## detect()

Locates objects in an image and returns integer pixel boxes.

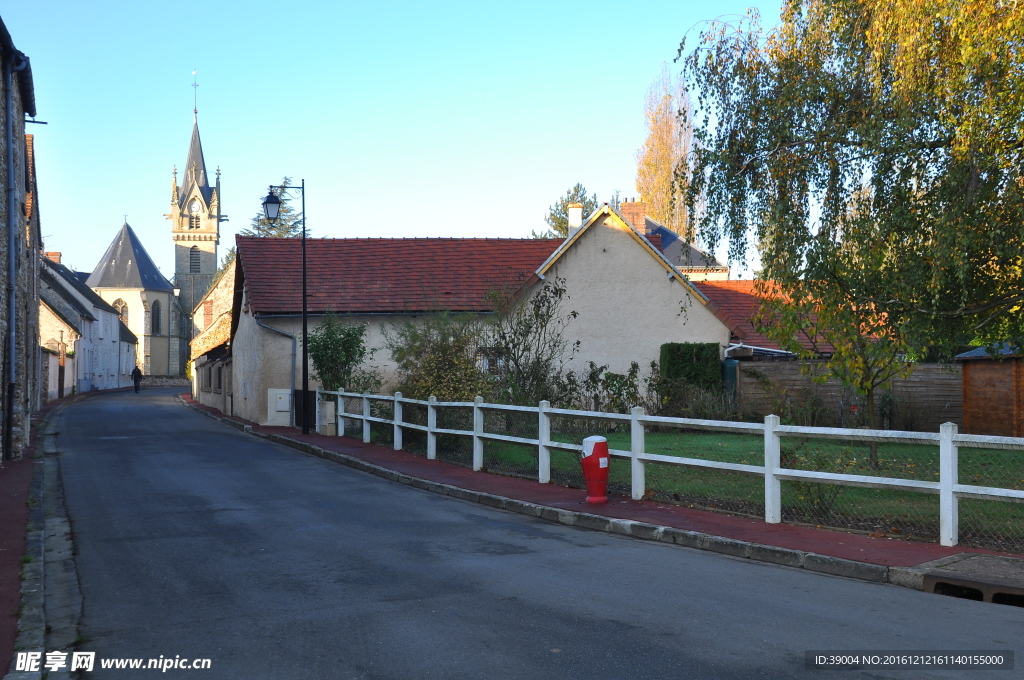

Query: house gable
[529,208,731,374]
[535,205,711,303]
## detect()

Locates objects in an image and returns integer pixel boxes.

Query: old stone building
[0,18,41,459]
[191,259,235,414]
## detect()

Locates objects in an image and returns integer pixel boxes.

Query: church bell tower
[170,114,221,320]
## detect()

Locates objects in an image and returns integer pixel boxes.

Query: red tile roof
[695,280,779,348]
[236,236,562,315]
[695,280,833,354]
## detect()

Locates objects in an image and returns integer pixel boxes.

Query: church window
[189,215,200,229]
[190,246,201,273]
[151,299,162,335]
[112,299,128,323]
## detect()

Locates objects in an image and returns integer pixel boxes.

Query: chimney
[45,251,61,264]
[567,203,584,237]
[620,198,647,233]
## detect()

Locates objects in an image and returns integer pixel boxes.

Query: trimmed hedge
[660,342,722,390]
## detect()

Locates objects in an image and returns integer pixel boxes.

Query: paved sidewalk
[180,394,1010,579]
[0,390,90,676]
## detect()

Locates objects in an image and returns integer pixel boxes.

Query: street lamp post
[262,180,309,434]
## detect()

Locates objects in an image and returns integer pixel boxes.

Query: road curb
[178,395,930,592]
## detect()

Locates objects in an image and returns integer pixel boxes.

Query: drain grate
[925,573,1024,607]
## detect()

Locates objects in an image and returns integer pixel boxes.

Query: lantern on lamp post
[262,181,309,434]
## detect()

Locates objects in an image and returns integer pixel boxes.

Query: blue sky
[3,1,781,278]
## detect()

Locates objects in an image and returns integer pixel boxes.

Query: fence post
[630,406,645,501]
[427,396,437,460]
[362,392,371,444]
[393,392,403,451]
[473,396,484,471]
[764,414,781,524]
[538,400,551,483]
[939,421,959,547]
[336,393,342,437]
[315,389,321,432]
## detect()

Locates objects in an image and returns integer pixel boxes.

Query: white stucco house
[39,254,138,396]
[192,200,765,426]
[526,203,733,374]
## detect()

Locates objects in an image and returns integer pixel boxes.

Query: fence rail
[318,389,1024,549]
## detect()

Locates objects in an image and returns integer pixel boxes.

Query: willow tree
[636,63,696,237]
[680,0,1024,361]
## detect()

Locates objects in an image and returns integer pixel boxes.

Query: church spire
[178,117,210,206]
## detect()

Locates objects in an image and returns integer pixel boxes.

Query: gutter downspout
[254,316,296,427]
[4,52,27,461]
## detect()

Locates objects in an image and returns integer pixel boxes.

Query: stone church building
[170,115,222,316]
[85,114,221,376]
[86,223,184,376]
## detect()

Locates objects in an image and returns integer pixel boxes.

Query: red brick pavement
[182,393,1010,568]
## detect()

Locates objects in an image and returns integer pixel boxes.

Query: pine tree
[215,177,306,275]
[532,184,600,238]
[241,177,305,238]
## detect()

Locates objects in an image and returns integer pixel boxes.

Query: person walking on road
[131,366,143,393]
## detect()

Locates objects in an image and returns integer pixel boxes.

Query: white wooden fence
[317,389,1024,548]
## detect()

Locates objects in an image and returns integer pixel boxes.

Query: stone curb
[178,396,928,593]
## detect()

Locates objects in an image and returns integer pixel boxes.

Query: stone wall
[140,375,191,387]
[0,39,41,457]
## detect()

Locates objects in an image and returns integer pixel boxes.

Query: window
[112,298,128,323]
[478,348,506,374]
[151,299,162,335]
[190,246,201,273]
[189,215,200,229]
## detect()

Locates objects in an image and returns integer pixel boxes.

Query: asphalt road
[55,388,1022,679]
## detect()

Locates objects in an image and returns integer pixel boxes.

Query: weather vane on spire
[192,69,198,115]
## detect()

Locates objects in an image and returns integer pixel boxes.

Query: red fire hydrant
[581,435,610,504]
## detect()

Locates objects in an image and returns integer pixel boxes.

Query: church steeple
[170,109,220,321]
[178,116,211,207]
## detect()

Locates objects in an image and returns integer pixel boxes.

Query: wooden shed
[957,346,1023,436]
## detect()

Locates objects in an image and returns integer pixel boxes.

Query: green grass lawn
[482,427,1024,552]
[339,413,1024,553]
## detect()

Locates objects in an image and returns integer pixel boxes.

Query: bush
[307,313,380,392]
[384,312,489,401]
[487,278,581,406]
[660,343,721,390]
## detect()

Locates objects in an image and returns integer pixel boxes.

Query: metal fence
[318,390,1024,552]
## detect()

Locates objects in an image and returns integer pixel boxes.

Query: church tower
[170,115,220,321]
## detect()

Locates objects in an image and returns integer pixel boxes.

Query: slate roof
[178,118,213,207]
[644,220,727,270]
[43,258,119,315]
[955,344,1018,360]
[235,236,562,315]
[119,320,138,344]
[40,298,83,335]
[86,223,174,292]
[40,266,96,322]
[694,280,834,355]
